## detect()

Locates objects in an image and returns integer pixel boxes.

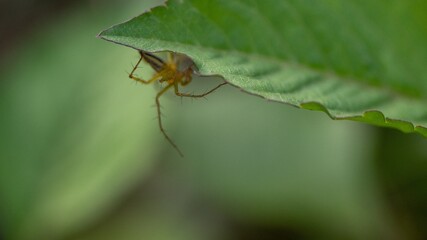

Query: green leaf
[99,0,427,136]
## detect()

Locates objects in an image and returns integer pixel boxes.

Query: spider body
[129,51,227,157]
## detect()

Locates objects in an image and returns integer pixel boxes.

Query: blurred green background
[1,0,427,239]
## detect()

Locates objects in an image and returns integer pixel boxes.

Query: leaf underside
[99,0,427,137]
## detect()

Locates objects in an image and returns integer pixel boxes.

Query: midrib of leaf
[99,0,427,137]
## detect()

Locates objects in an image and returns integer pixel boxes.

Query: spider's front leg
[129,54,162,84]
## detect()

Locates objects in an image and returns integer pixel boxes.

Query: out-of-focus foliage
[1,0,427,240]
[171,85,392,239]
[0,1,162,239]
[374,131,427,237]
[100,0,427,137]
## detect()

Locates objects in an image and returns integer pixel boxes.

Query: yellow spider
[129,51,227,157]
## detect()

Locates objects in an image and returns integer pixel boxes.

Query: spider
[129,51,227,157]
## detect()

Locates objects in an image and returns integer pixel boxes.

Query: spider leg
[156,83,184,157]
[167,51,174,63]
[180,69,192,86]
[174,82,228,98]
[129,54,162,84]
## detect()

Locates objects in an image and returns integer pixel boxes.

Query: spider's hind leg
[174,82,228,98]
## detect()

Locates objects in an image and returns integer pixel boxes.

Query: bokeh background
[1,0,427,239]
